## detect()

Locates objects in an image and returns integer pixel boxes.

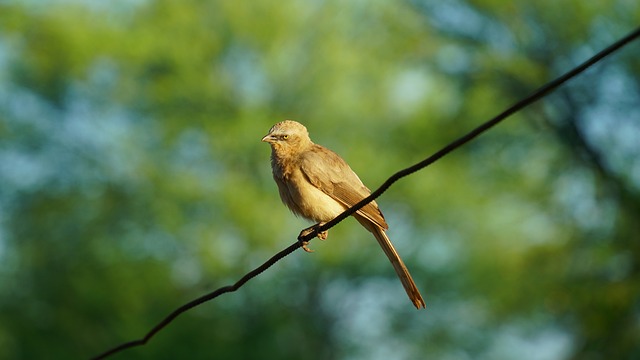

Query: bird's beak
[261,133,273,143]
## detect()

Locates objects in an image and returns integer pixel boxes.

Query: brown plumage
[262,120,425,309]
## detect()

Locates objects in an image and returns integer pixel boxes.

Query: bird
[261,120,426,309]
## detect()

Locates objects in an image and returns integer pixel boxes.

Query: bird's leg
[298,223,329,252]
[316,222,328,241]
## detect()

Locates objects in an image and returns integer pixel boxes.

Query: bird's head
[261,120,312,153]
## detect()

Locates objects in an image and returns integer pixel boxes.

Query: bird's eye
[282,135,289,140]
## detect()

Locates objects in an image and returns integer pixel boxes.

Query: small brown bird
[262,120,425,309]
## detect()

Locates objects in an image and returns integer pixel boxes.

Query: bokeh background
[1,0,640,359]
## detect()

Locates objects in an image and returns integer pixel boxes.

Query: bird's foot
[298,223,329,252]
[299,223,328,240]
[300,241,315,253]
[316,222,328,241]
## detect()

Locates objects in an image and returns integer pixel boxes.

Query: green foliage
[0,0,639,359]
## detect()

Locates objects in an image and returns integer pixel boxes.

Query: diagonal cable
[92,26,640,360]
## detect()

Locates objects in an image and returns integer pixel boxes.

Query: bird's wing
[300,144,388,229]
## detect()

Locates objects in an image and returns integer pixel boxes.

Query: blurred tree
[0,0,638,359]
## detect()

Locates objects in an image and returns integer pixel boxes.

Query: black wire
[92,26,640,360]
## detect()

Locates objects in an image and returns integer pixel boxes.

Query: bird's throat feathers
[269,137,313,160]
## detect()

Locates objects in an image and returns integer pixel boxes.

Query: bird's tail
[358,218,426,309]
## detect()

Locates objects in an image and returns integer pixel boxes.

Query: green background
[1,0,639,359]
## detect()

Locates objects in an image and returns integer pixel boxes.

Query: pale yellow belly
[286,170,346,222]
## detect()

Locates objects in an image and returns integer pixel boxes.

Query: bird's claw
[300,241,315,253]
[298,223,329,252]
[317,230,328,240]
[299,223,328,240]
